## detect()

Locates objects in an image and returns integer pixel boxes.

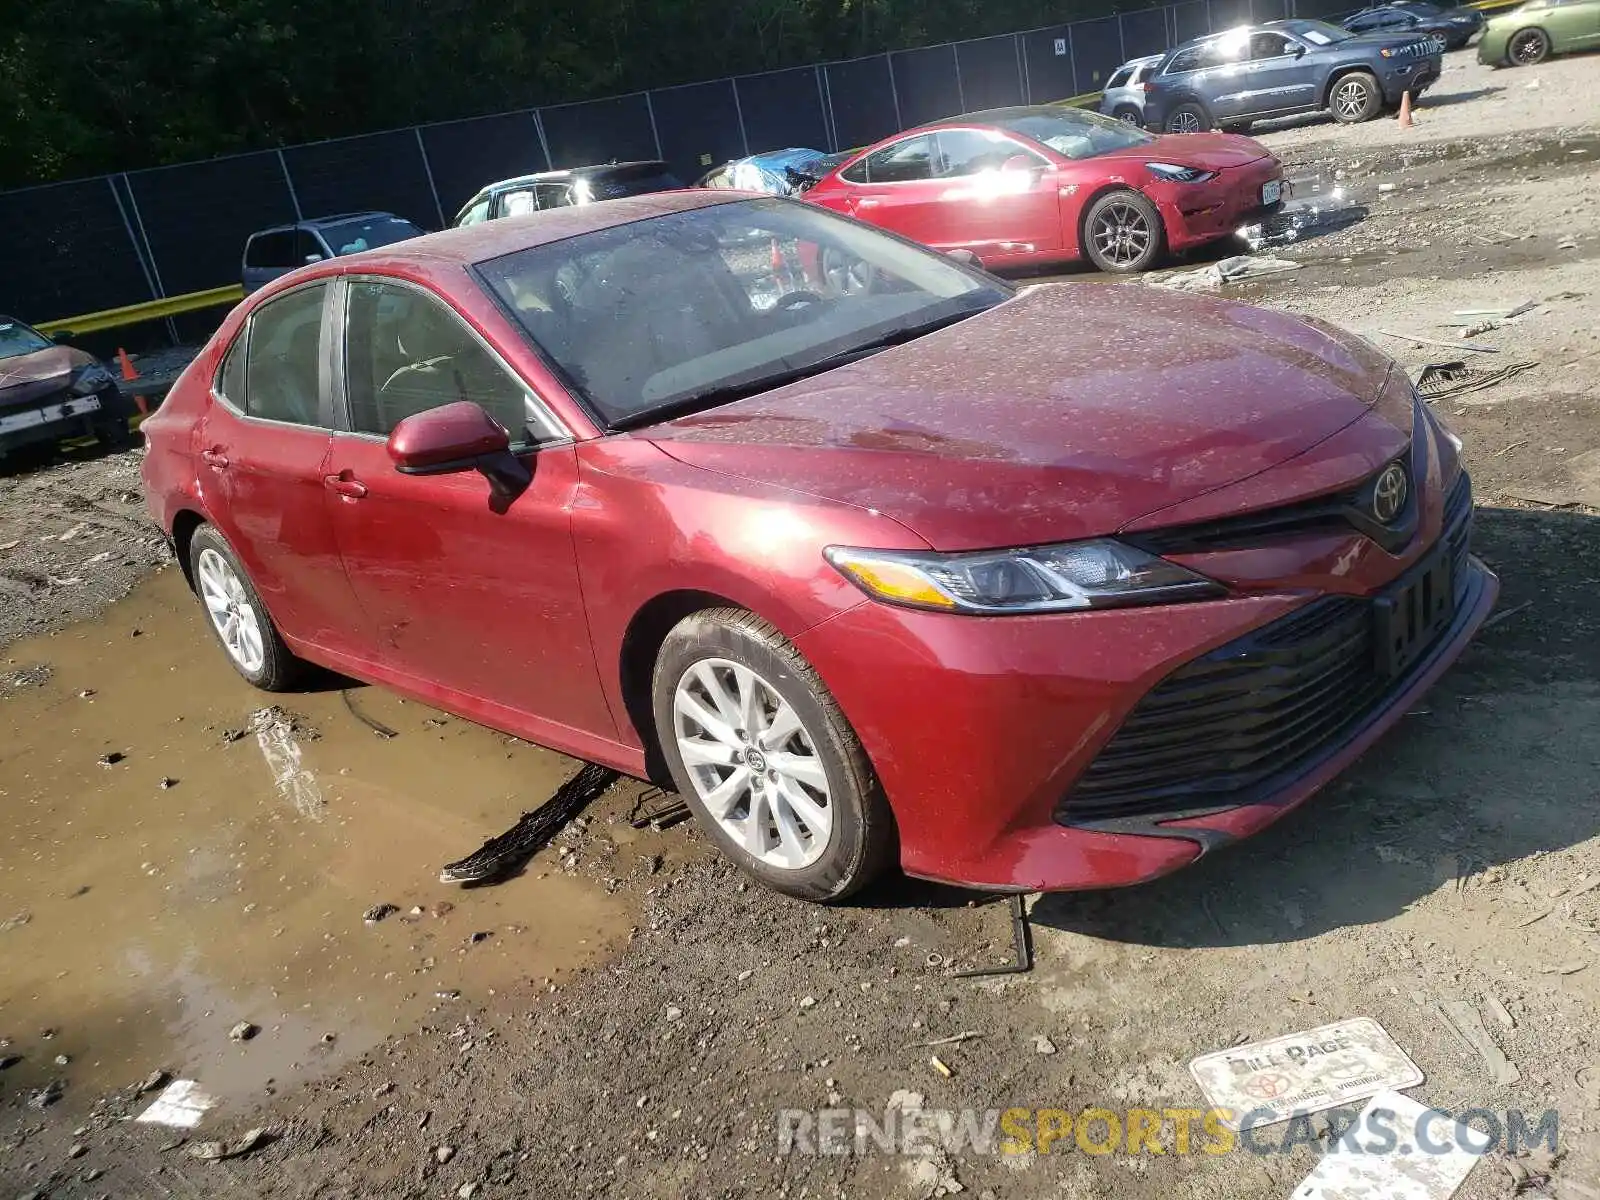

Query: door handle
[323,472,368,500]
[857,198,881,209]
[201,448,229,470]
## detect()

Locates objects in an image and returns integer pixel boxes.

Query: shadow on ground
[1033,506,1600,949]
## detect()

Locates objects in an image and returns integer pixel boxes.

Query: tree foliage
[0,0,1117,189]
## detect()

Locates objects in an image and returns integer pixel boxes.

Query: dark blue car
[1142,19,1444,134]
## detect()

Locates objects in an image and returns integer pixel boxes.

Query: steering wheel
[776,290,826,311]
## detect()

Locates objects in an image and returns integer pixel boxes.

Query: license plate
[1261,179,1282,206]
[1373,544,1455,678]
[0,395,100,435]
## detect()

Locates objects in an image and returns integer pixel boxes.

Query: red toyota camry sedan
[141,191,1496,902]
[803,105,1283,273]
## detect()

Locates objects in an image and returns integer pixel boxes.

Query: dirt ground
[5,50,1600,1200]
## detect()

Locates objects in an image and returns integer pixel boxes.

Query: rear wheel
[1113,106,1143,126]
[94,415,132,450]
[1165,102,1211,134]
[188,525,303,691]
[1329,71,1382,123]
[1508,27,1550,64]
[652,608,896,902]
[1082,189,1166,274]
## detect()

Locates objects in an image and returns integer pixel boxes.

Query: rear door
[198,281,364,652]
[321,276,615,738]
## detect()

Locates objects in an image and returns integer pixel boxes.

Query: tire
[1508,27,1550,65]
[188,524,303,691]
[1081,189,1166,274]
[1164,102,1211,134]
[94,415,132,450]
[1113,106,1143,126]
[652,608,896,902]
[1329,71,1382,123]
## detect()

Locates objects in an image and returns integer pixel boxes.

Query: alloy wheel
[820,247,873,295]
[1169,110,1202,134]
[1510,30,1546,64]
[1090,201,1154,268]
[196,547,266,674]
[1334,79,1369,119]
[671,658,833,870]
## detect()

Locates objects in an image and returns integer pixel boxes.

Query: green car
[1478,0,1600,64]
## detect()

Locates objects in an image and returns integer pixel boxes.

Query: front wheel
[1330,71,1382,123]
[188,524,303,691]
[1082,189,1166,274]
[652,608,896,902]
[1508,27,1550,64]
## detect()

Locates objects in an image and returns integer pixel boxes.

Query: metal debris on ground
[1480,600,1533,632]
[1150,254,1303,291]
[1291,1091,1484,1200]
[1438,999,1520,1085]
[1413,359,1538,402]
[627,786,692,832]
[953,893,1034,979]
[188,1128,268,1162]
[341,688,398,739]
[1378,329,1500,354]
[906,1031,984,1049]
[439,762,619,885]
[1190,1017,1423,1129]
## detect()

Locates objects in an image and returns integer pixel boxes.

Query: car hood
[644,283,1399,551]
[0,345,92,410]
[1094,132,1273,170]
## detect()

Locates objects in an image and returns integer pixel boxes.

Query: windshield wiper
[610,307,986,431]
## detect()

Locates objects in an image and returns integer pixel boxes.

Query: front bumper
[1146,159,1284,252]
[1476,30,1509,63]
[796,469,1496,892]
[0,386,126,454]
[1381,56,1442,101]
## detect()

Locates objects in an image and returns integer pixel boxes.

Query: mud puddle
[0,567,635,1113]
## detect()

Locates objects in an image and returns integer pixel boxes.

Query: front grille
[1057,469,1474,825]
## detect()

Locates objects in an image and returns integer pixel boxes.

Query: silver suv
[1098,55,1166,127]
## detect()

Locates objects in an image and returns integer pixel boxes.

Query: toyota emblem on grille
[1373,463,1408,524]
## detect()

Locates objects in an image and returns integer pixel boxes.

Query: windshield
[477,198,1011,428]
[988,108,1155,159]
[0,320,51,360]
[1295,20,1355,43]
[317,216,425,256]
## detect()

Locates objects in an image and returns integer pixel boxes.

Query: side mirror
[51,330,73,345]
[945,248,983,267]
[387,401,531,507]
[303,253,324,264]
[1294,43,1307,56]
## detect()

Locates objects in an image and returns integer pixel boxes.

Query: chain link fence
[0,0,1346,326]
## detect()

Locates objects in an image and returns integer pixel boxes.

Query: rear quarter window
[245,230,296,269]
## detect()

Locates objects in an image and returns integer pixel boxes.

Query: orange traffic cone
[117,347,139,381]
[1397,90,1414,128]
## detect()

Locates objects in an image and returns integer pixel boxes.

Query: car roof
[474,161,672,192]
[339,189,742,270]
[910,104,1114,132]
[248,211,404,238]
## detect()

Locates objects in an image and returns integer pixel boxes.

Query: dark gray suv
[1142,19,1443,134]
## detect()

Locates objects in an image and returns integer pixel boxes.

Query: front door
[927,129,1063,259]
[1244,31,1318,114]
[197,280,364,653]
[828,134,945,244]
[321,277,616,741]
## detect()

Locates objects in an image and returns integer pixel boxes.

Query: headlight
[1145,162,1217,183]
[70,362,115,396]
[824,540,1224,615]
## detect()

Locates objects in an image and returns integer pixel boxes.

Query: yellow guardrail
[37,284,244,337]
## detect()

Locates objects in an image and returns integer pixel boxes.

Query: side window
[935,130,1042,177]
[296,229,326,264]
[502,188,538,217]
[860,135,935,184]
[535,183,575,209]
[243,284,328,426]
[1250,32,1296,57]
[457,197,492,227]
[1107,66,1134,88]
[244,231,295,269]
[839,157,869,184]
[1164,46,1204,73]
[216,333,248,407]
[343,280,546,442]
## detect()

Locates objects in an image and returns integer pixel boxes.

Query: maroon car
[803,106,1283,274]
[140,192,1496,901]
[1,317,133,465]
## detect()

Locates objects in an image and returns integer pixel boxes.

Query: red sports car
[803,105,1284,273]
[140,191,1495,902]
